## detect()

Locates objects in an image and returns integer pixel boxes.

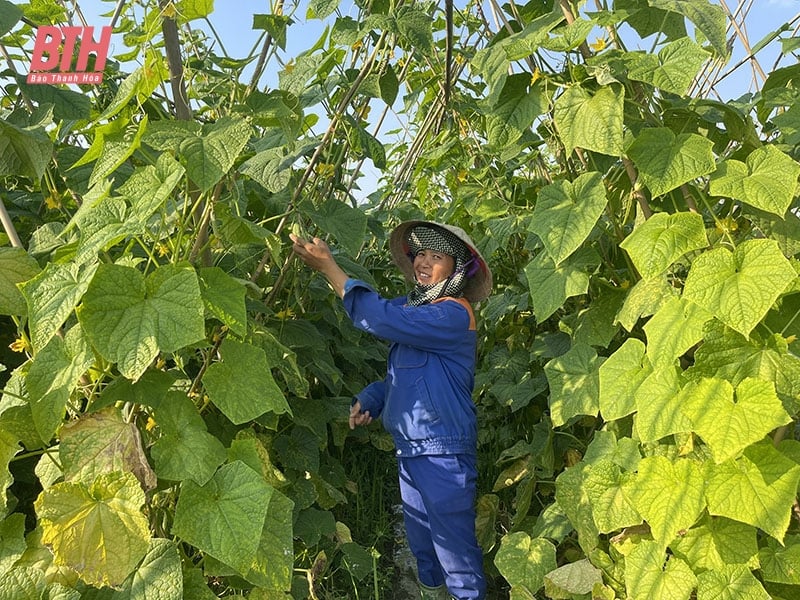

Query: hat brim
[389,220,493,303]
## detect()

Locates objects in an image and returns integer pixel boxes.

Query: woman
[290,220,491,600]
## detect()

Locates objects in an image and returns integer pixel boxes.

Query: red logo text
[27,25,111,85]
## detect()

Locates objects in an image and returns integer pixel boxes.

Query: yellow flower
[591,37,607,52]
[276,308,295,320]
[156,242,170,257]
[161,1,177,19]
[44,194,61,210]
[9,337,31,353]
[530,67,542,85]
[145,417,157,432]
[315,163,335,178]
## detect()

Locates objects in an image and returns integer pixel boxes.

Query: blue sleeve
[354,380,386,418]
[342,279,471,352]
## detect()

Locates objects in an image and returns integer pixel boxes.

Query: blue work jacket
[343,279,478,457]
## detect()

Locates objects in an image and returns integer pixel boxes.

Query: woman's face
[413,249,455,286]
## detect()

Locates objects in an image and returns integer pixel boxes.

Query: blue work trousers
[398,454,486,600]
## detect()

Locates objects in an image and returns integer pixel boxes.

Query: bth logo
[27,25,111,85]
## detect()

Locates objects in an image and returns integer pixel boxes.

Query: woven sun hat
[389,220,493,302]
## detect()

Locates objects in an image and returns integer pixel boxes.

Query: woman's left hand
[290,233,349,298]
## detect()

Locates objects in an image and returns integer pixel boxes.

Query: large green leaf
[117,153,185,222]
[59,407,156,492]
[599,338,651,421]
[35,471,151,588]
[704,441,800,542]
[680,377,791,464]
[486,75,550,148]
[696,565,770,600]
[0,118,53,180]
[627,456,705,547]
[145,116,252,192]
[555,465,599,554]
[493,532,557,595]
[0,513,26,571]
[650,0,728,58]
[683,239,796,337]
[301,199,367,257]
[395,6,433,54]
[616,275,679,331]
[20,262,98,351]
[26,324,94,443]
[625,540,696,600]
[0,248,40,316]
[524,248,598,321]
[530,172,607,266]
[643,296,710,367]
[198,267,247,337]
[77,263,205,381]
[239,147,292,194]
[688,323,800,413]
[759,536,800,585]
[0,429,20,516]
[709,145,800,217]
[172,461,272,575]
[544,559,603,598]
[0,0,23,35]
[670,517,759,573]
[72,197,137,266]
[102,538,182,600]
[553,84,624,156]
[150,392,227,485]
[633,365,691,442]
[627,37,710,95]
[241,488,294,589]
[582,459,641,533]
[620,211,708,279]
[626,128,716,196]
[0,566,46,600]
[544,343,602,427]
[203,339,290,424]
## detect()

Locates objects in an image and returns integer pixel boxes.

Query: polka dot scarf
[405,224,473,307]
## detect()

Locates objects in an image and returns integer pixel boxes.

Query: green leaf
[59,407,156,491]
[627,37,711,95]
[625,540,696,600]
[0,429,20,515]
[77,263,205,381]
[486,75,550,148]
[395,6,432,54]
[203,338,290,425]
[680,377,791,464]
[150,392,227,485]
[172,461,272,575]
[633,365,691,443]
[683,239,796,337]
[644,297,711,367]
[555,465,599,554]
[705,441,800,542]
[89,117,149,189]
[97,64,163,123]
[626,128,716,197]
[619,211,708,279]
[599,338,650,421]
[616,275,679,331]
[378,63,399,105]
[582,459,641,533]
[709,145,800,217]
[198,267,247,337]
[241,488,294,589]
[0,248,40,316]
[650,0,728,58]
[240,147,292,193]
[117,153,185,223]
[301,199,367,257]
[0,118,53,180]
[0,513,26,571]
[35,471,151,588]
[759,536,800,584]
[252,14,292,49]
[18,78,92,121]
[696,565,770,600]
[494,532,557,594]
[26,324,94,442]
[627,456,705,547]
[20,261,98,351]
[145,117,252,193]
[72,197,136,266]
[177,0,213,22]
[0,0,23,36]
[544,343,601,427]
[544,559,603,598]
[0,566,46,600]
[670,517,759,572]
[530,172,607,265]
[107,538,183,600]
[553,84,624,156]
[524,248,598,321]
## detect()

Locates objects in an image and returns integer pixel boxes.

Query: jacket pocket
[392,343,428,369]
